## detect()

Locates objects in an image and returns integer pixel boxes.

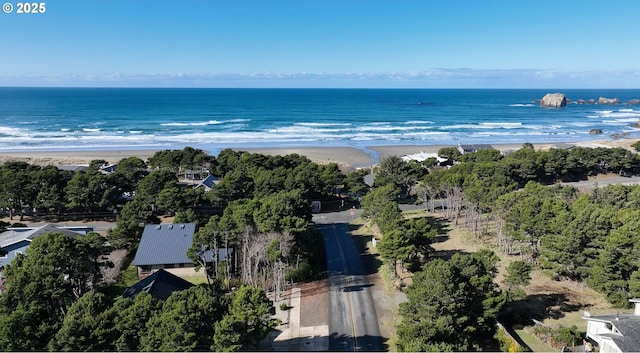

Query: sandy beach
[0,138,636,169]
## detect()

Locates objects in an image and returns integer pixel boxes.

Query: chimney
[631,298,640,316]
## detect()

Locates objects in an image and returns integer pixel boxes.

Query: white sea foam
[294,122,352,127]
[479,122,524,128]
[441,123,524,130]
[509,104,535,107]
[0,126,26,136]
[404,120,435,124]
[599,112,640,119]
[82,128,102,132]
[161,120,223,127]
[355,125,432,132]
[601,120,640,126]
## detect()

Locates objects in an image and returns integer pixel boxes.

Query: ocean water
[0,87,639,154]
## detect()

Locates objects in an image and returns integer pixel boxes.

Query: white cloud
[0,69,638,88]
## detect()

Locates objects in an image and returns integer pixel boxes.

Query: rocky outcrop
[589,129,603,134]
[540,93,567,108]
[628,99,640,105]
[610,132,630,139]
[598,97,620,105]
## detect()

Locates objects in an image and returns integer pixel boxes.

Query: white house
[583,298,640,353]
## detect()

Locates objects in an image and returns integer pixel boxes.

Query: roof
[0,224,85,249]
[585,314,640,352]
[194,174,221,190]
[132,223,197,266]
[57,165,89,172]
[401,152,448,163]
[122,268,193,300]
[458,143,494,152]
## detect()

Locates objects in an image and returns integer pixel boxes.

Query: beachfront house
[132,223,232,279]
[122,268,194,300]
[401,151,449,166]
[582,298,640,353]
[457,143,494,155]
[0,224,93,269]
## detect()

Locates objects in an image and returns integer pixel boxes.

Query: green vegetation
[0,146,355,351]
[3,141,640,351]
[419,144,640,307]
[362,142,640,351]
[396,250,506,351]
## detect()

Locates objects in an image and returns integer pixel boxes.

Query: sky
[1,0,639,88]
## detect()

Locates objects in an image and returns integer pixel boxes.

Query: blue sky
[1,0,639,88]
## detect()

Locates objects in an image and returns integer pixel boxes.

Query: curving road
[316,219,383,351]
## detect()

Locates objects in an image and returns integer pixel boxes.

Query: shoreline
[0,139,637,169]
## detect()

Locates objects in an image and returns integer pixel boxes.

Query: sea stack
[540,93,567,108]
[598,97,620,105]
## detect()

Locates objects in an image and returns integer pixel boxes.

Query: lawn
[514,328,556,352]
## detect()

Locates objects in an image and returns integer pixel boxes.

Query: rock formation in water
[540,93,567,108]
[598,97,621,105]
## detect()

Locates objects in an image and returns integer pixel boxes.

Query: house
[193,174,221,192]
[57,165,89,172]
[583,298,640,353]
[131,223,231,278]
[122,268,193,300]
[99,163,118,175]
[401,151,449,166]
[0,224,92,268]
[457,143,494,154]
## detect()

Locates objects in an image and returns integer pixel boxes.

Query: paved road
[317,222,382,351]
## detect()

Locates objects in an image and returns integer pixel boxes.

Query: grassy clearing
[414,210,621,351]
[514,328,555,352]
[185,276,210,285]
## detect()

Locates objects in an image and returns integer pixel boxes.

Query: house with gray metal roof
[583,298,640,353]
[132,223,231,279]
[0,224,91,268]
[457,143,494,155]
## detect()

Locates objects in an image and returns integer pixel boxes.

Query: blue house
[0,223,92,268]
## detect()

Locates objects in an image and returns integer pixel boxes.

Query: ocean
[1,87,639,155]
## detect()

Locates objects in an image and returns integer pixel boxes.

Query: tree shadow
[342,283,374,292]
[263,331,388,352]
[351,232,384,276]
[500,293,582,325]
[330,332,389,352]
[426,216,453,236]
[432,249,470,261]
